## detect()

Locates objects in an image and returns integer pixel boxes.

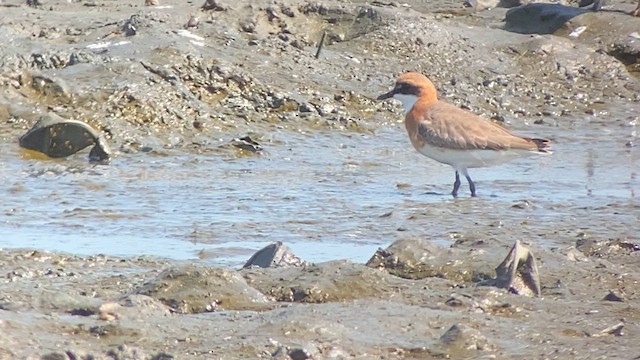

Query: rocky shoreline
[1,0,639,358]
[1,234,637,359]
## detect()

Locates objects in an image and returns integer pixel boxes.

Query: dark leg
[466,175,476,197]
[452,171,461,197]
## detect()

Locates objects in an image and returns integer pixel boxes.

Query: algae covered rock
[134,265,272,313]
[19,112,111,162]
[366,238,494,282]
[243,260,398,303]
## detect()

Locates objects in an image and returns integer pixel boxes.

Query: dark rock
[89,136,112,163]
[106,344,149,359]
[202,0,228,11]
[41,353,67,360]
[288,348,312,360]
[26,0,43,7]
[603,290,624,302]
[230,135,263,153]
[243,241,305,268]
[504,3,587,34]
[19,113,111,162]
[490,241,541,297]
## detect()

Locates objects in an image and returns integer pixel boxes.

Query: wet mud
[0,0,639,358]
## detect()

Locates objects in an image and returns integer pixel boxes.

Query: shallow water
[1,112,638,268]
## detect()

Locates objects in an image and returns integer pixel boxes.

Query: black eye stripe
[395,83,419,95]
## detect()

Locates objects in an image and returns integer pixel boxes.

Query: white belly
[415,142,534,170]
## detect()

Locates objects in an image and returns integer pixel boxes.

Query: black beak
[377,89,395,100]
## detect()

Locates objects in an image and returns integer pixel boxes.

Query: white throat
[393,94,418,114]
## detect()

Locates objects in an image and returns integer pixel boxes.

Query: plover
[378,72,551,197]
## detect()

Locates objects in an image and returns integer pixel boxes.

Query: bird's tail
[531,138,551,153]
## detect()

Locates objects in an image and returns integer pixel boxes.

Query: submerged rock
[243,241,305,268]
[18,113,111,162]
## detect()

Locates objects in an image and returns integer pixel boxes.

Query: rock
[436,324,495,357]
[96,296,173,321]
[603,290,624,302]
[119,294,173,317]
[288,347,313,360]
[592,322,625,337]
[243,241,305,268]
[134,265,272,313]
[31,73,73,102]
[591,0,640,13]
[18,113,111,162]
[230,135,263,153]
[242,260,397,303]
[504,3,587,34]
[202,0,228,11]
[464,0,525,11]
[98,302,121,321]
[511,199,532,209]
[89,135,112,162]
[577,237,640,258]
[491,241,541,297]
[42,346,171,360]
[41,353,67,360]
[365,238,494,282]
[504,35,606,81]
[185,15,199,29]
[105,345,150,359]
[566,248,589,262]
[37,289,103,313]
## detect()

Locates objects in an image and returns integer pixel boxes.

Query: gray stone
[493,241,541,297]
[436,324,495,357]
[243,241,305,268]
[504,3,587,34]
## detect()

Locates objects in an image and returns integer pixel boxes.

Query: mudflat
[0,0,639,358]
